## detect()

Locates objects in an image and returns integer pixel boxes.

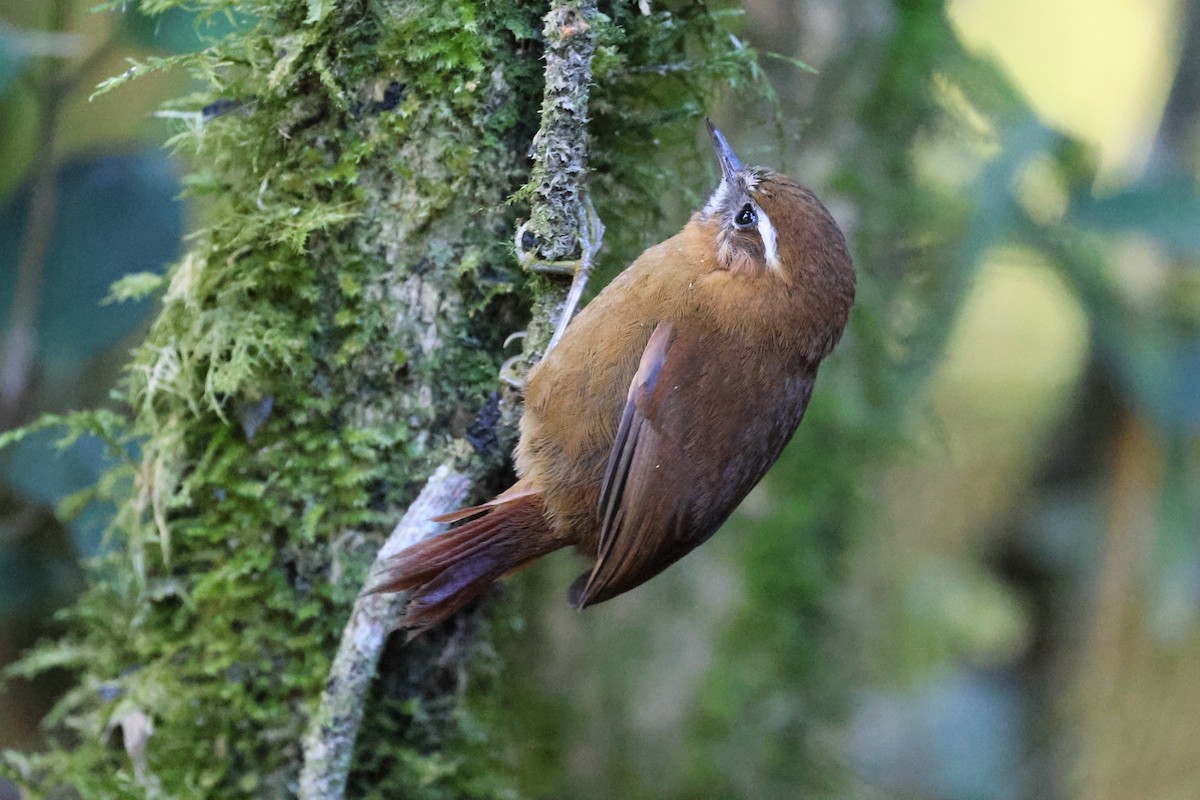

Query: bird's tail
[367,493,560,633]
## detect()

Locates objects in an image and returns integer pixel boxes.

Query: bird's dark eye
[734,203,756,227]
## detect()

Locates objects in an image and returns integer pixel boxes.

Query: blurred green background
[0,0,194,758]
[1,0,1198,798]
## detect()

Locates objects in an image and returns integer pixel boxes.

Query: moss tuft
[2,1,772,797]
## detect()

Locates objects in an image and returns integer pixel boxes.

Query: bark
[1,1,758,797]
[299,5,602,794]
[7,1,546,796]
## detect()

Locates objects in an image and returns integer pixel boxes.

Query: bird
[370,120,856,634]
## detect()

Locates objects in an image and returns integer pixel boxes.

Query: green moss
[2,1,775,798]
[6,0,543,796]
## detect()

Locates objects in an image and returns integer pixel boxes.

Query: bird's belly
[515,314,660,552]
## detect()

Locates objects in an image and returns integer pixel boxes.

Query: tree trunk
[8,1,542,796]
[1,1,763,797]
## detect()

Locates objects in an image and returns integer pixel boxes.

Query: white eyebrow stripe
[755,203,780,269]
[703,181,729,216]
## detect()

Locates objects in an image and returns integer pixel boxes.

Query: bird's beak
[706,118,743,182]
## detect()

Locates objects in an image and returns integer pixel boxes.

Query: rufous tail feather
[366,494,559,634]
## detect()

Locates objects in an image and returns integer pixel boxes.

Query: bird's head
[699,120,855,317]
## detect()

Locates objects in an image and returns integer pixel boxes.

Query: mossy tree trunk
[2,1,764,797]
[9,0,544,796]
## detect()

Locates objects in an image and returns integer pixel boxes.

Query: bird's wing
[571,319,815,609]
[579,321,678,607]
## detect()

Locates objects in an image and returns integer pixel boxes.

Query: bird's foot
[498,331,527,389]
[514,221,578,275]
[545,198,605,354]
[507,196,605,385]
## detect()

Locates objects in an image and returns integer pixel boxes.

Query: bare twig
[297,1,602,796]
[298,460,476,800]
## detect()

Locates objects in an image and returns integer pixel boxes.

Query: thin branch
[509,0,601,374]
[297,1,602,796]
[298,460,476,800]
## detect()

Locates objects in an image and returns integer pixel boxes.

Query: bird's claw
[509,196,606,376]
[514,221,578,275]
[499,354,526,390]
[499,331,527,389]
[546,198,605,354]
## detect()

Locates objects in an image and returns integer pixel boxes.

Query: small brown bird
[373,121,856,633]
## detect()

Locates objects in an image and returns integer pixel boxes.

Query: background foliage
[1,0,1198,798]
